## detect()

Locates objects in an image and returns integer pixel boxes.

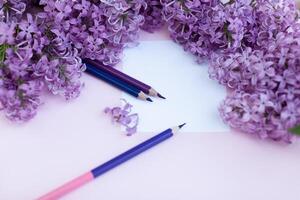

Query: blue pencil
[85,63,153,102]
[38,124,186,200]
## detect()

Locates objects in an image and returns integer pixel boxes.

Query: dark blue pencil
[85,63,152,102]
[83,58,165,99]
[38,124,186,200]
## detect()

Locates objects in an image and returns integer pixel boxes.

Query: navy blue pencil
[85,63,152,102]
[38,124,186,200]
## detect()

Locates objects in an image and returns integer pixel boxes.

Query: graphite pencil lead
[146,97,153,102]
[178,123,186,129]
[157,93,166,99]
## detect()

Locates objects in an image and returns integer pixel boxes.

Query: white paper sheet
[121,41,229,132]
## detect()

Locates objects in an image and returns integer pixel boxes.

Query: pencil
[85,63,153,102]
[37,123,186,200]
[83,59,165,99]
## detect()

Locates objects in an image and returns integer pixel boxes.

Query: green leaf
[0,43,9,63]
[289,125,300,135]
[223,22,233,43]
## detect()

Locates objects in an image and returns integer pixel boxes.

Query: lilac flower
[104,99,139,136]
[0,79,43,122]
[0,0,27,22]
[74,0,91,17]
[161,0,256,60]
[160,0,300,142]
[140,0,165,32]
[54,1,72,22]
[17,14,38,40]
[219,90,297,143]
[273,69,297,90]
[19,80,43,96]
[32,55,54,77]
[0,22,16,44]
[40,0,145,66]
[0,1,84,122]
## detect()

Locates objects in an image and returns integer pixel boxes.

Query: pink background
[0,28,300,200]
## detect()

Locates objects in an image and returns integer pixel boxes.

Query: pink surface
[38,172,93,200]
[0,28,300,200]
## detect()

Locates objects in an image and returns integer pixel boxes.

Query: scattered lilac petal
[104,99,139,136]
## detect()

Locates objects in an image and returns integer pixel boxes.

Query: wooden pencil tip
[157,93,166,99]
[146,97,153,102]
[178,123,186,129]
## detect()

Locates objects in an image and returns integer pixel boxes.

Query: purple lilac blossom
[140,0,165,32]
[161,0,300,142]
[0,1,84,121]
[40,0,146,66]
[161,0,255,61]
[219,89,298,143]
[104,99,139,136]
[212,0,300,142]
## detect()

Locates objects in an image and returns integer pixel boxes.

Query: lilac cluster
[161,0,256,60]
[219,90,298,143]
[160,0,300,142]
[0,0,148,122]
[104,99,139,136]
[140,0,165,32]
[0,1,84,121]
[40,0,146,66]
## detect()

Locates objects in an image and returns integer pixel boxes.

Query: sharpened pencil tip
[146,97,153,102]
[157,93,166,99]
[178,123,186,129]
